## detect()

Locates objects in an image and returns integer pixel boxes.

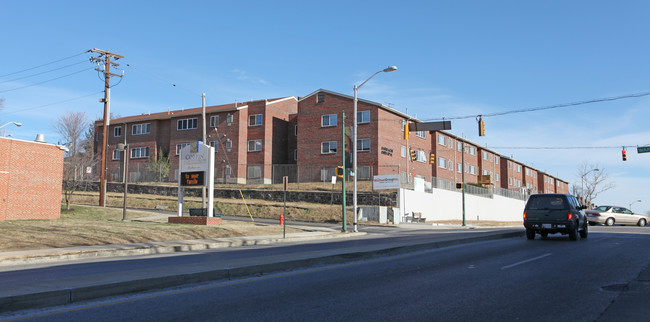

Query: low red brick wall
[168,216,222,226]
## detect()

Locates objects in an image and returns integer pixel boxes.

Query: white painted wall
[399,187,525,223]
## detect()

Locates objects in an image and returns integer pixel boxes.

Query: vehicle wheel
[580,222,588,239]
[526,229,535,240]
[605,218,615,226]
[540,232,548,238]
[638,218,647,227]
[569,223,578,241]
[589,222,597,226]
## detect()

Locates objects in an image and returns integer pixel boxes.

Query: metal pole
[202,93,207,209]
[353,85,358,232]
[122,146,128,221]
[462,141,466,226]
[342,111,347,232]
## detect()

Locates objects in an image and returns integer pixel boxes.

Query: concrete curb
[0,230,523,313]
[0,231,362,267]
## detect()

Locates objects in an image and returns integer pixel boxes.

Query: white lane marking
[501,253,552,270]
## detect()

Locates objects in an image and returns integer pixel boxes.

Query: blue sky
[1,0,648,213]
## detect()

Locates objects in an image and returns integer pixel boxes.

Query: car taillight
[523,212,527,219]
[568,213,573,220]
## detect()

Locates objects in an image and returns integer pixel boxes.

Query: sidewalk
[0,225,524,313]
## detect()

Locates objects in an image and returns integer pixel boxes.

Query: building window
[114,126,121,137]
[112,149,121,160]
[509,177,513,186]
[438,134,446,146]
[225,139,232,152]
[495,157,499,165]
[131,147,149,159]
[416,130,425,138]
[249,114,263,126]
[483,170,489,175]
[294,149,297,161]
[517,165,522,173]
[225,165,232,176]
[508,161,513,169]
[456,142,462,152]
[177,118,198,131]
[247,165,262,179]
[317,92,325,103]
[401,145,407,158]
[227,113,233,126]
[416,150,427,162]
[457,163,462,173]
[321,114,337,127]
[483,151,489,160]
[132,123,150,135]
[321,141,337,154]
[248,139,262,152]
[210,115,220,127]
[496,173,500,182]
[438,157,447,169]
[294,125,297,136]
[358,166,371,180]
[176,143,190,155]
[469,165,476,175]
[401,119,406,131]
[357,139,370,152]
[468,146,476,155]
[209,141,219,152]
[357,111,370,124]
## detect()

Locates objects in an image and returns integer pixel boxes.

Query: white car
[586,206,648,226]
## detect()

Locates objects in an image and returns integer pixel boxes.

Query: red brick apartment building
[95,97,297,184]
[0,137,64,221]
[94,89,568,195]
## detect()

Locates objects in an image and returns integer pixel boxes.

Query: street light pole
[118,143,129,221]
[352,66,397,232]
[629,200,641,210]
[0,122,22,137]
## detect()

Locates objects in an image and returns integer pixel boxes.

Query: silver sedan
[586,205,648,226]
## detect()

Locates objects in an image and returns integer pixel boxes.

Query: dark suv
[523,194,588,241]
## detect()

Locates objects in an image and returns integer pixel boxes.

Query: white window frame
[177,118,198,131]
[176,143,190,155]
[321,141,337,154]
[248,139,262,152]
[357,110,370,124]
[457,163,462,173]
[225,139,232,152]
[438,135,446,146]
[210,115,220,127]
[416,130,425,138]
[132,123,150,135]
[249,114,263,126]
[416,150,427,162]
[401,145,407,158]
[321,114,337,127]
[131,147,149,159]
[113,126,121,137]
[357,139,370,152]
[483,151,488,160]
[226,113,233,126]
[112,149,121,160]
[438,157,447,169]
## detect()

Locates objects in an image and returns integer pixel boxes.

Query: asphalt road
[6,226,650,321]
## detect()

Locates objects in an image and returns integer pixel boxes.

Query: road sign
[638,146,650,154]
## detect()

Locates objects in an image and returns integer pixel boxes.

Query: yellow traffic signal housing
[478,118,485,136]
[404,122,409,140]
[409,148,417,161]
[429,153,435,164]
[336,166,344,177]
[456,182,463,189]
[622,149,627,161]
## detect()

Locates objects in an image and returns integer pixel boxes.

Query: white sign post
[177,142,214,217]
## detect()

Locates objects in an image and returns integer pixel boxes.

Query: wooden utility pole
[90,48,124,207]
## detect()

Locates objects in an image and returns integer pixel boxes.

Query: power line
[489,145,636,150]
[423,91,650,121]
[0,51,89,78]
[2,91,104,115]
[0,60,88,85]
[0,68,93,93]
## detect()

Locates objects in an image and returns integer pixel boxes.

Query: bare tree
[55,111,94,210]
[573,163,615,209]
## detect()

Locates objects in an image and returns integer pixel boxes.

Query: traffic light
[456,182,463,189]
[404,122,409,140]
[336,166,344,177]
[478,117,485,136]
[429,153,435,164]
[622,149,627,161]
[409,148,417,161]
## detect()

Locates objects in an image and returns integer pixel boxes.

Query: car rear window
[526,195,568,210]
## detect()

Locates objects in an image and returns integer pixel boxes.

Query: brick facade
[0,137,64,221]
[93,89,568,194]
